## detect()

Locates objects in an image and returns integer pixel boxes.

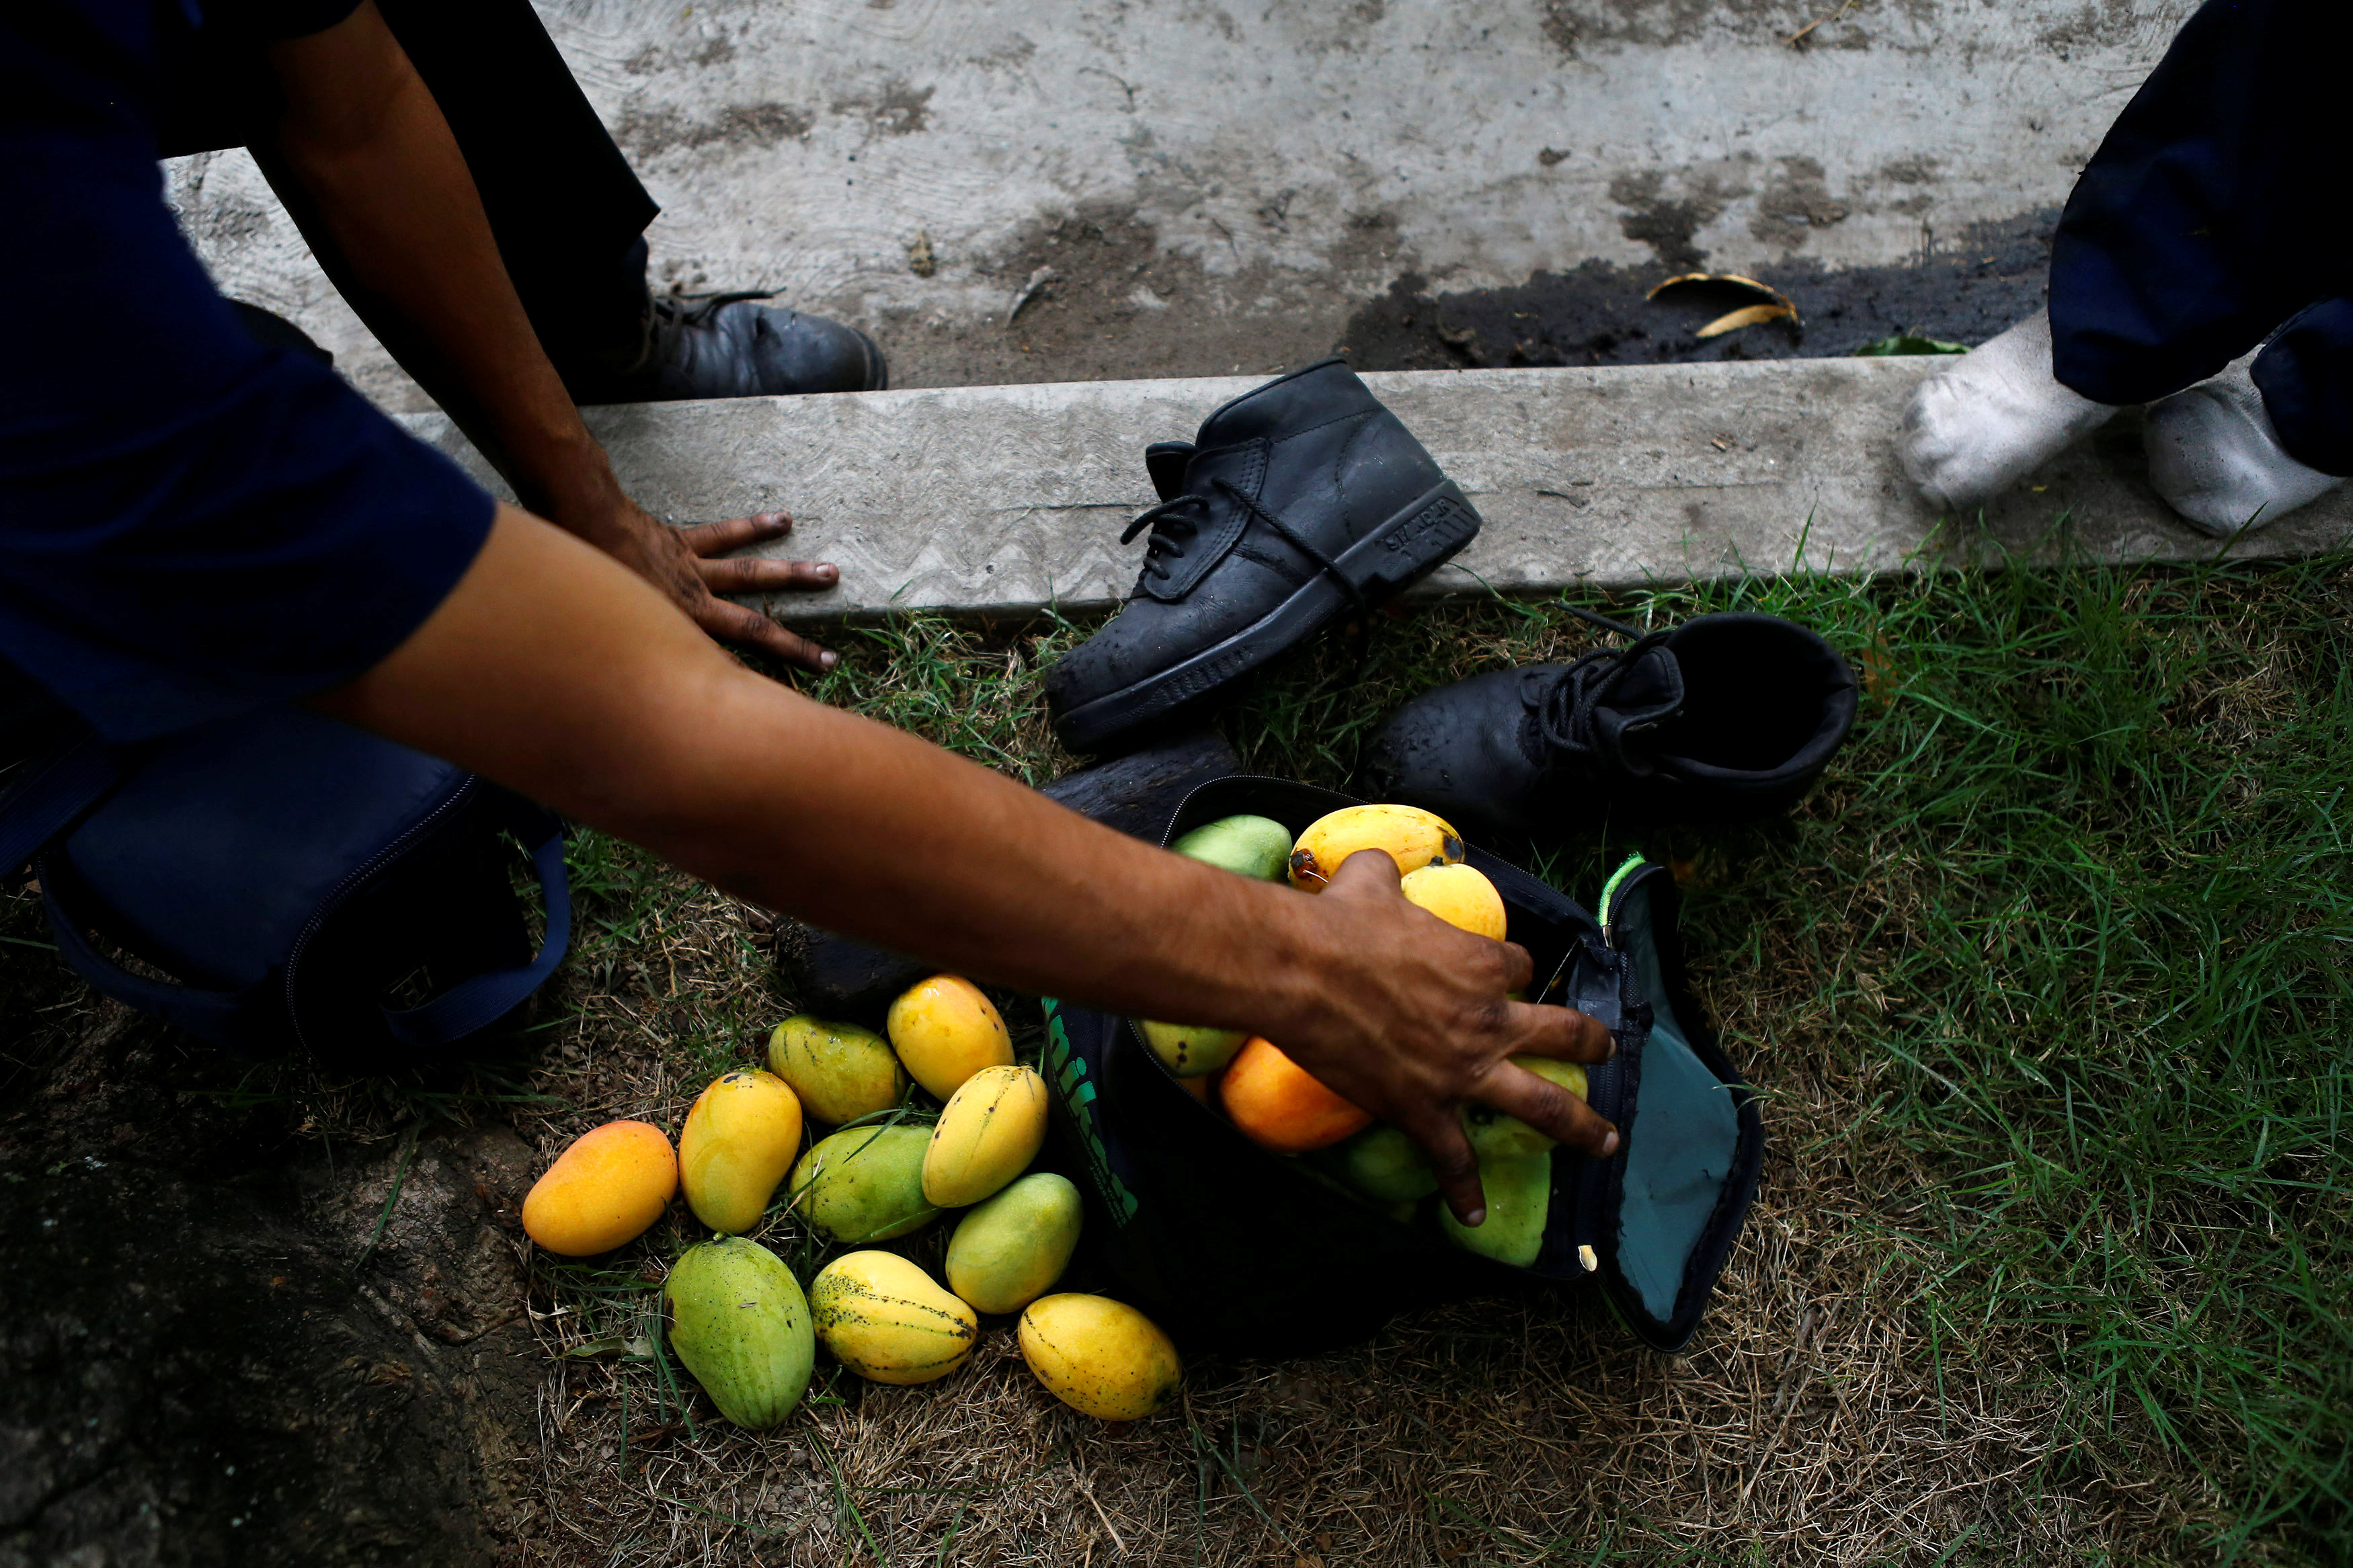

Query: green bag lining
[1615,884,1741,1322]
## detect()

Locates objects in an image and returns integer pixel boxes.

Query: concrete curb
[401,360,2352,623]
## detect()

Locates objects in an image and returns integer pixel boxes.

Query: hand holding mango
[1199,804,1620,1231]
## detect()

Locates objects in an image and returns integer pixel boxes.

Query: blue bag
[0,706,569,1070]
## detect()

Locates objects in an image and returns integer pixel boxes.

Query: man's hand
[560,497,842,671]
[1266,850,1619,1226]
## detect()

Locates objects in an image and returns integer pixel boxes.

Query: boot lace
[1120,479,1370,630]
[655,290,778,329]
[1534,607,1669,761]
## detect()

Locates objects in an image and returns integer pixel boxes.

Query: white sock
[1897,311,2120,511]
[2143,357,2346,537]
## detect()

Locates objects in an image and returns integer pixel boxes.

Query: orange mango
[1218,1038,1371,1153]
[522,1120,676,1255]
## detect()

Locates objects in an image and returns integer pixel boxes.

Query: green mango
[1318,1122,1439,1203]
[789,1124,939,1243]
[1135,1018,1248,1077]
[1439,1153,1552,1267]
[945,1171,1084,1315]
[666,1237,815,1429]
[1464,1057,1591,1161]
[1170,815,1293,881]
[768,1014,908,1126]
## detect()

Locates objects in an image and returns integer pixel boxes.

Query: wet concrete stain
[1751,155,1852,249]
[1340,207,2056,371]
[831,80,936,138]
[619,101,815,158]
[1609,167,1749,272]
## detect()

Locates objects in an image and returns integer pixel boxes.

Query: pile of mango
[518,973,1179,1432]
[1144,804,1586,1269]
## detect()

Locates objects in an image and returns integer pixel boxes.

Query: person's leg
[1899,0,2341,511]
[2143,299,2352,535]
[366,0,660,391]
[157,0,881,403]
[2046,0,2338,406]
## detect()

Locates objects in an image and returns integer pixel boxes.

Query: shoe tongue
[1589,647,1684,773]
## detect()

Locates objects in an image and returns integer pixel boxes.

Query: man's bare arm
[315,506,1620,1222]
[260,3,838,669]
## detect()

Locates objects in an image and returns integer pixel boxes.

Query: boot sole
[1053,479,1483,753]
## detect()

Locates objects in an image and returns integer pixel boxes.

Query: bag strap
[37,865,247,1041]
[0,731,120,875]
[380,803,572,1048]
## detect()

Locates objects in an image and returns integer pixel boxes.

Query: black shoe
[581,292,888,403]
[1045,360,1482,753]
[1356,611,1858,839]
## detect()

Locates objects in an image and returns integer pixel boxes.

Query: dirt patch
[617,102,815,160]
[883,203,1410,391]
[1339,206,2055,371]
[0,947,546,1568]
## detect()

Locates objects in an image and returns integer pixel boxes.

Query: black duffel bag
[1042,775,1762,1356]
[0,705,570,1071]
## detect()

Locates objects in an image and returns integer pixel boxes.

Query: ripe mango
[767,1015,908,1126]
[887,975,1013,1100]
[1288,803,1464,890]
[1439,1153,1552,1268]
[1400,862,1507,941]
[1464,1057,1591,1161]
[665,1236,815,1429]
[521,1120,676,1256]
[789,1123,939,1243]
[1318,1122,1439,1203]
[922,1064,1049,1208]
[1220,1036,1370,1152]
[678,1070,803,1235]
[1135,1018,1247,1078]
[946,1171,1083,1315]
[810,1250,978,1385]
[1018,1294,1183,1421]
[1169,813,1293,880]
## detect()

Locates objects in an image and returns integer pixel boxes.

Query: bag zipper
[282,776,481,1056]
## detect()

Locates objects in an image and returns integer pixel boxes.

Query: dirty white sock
[1897,311,2119,511]
[2143,358,2346,536]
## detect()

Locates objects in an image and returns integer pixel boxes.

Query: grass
[4,547,2348,1564]
[785,548,2352,1563]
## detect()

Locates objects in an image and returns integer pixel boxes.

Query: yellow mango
[678,1069,803,1234]
[521,1120,676,1256]
[1017,1294,1183,1421]
[887,975,1013,1100]
[945,1172,1082,1315]
[767,1015,908,1126]
[1399,862,1507,941]
[810,1250,978,1385]
[790,1122,939,1243]
[1466,1056,1591,1160]
[1135,1018,1248,1078]
[922,1065,1048,1207]
[1287,803,1464,890]
[666,1237,814,1428]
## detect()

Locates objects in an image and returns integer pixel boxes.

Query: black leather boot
[636,292,887,399]
[570,290,887,404]
[1046,360,1482,753]
[1356,611,1859,841]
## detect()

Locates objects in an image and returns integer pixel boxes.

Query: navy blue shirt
[0,0,495,743]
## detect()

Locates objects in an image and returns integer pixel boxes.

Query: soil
[0,964,545,1568]
[886,206,2057,392]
